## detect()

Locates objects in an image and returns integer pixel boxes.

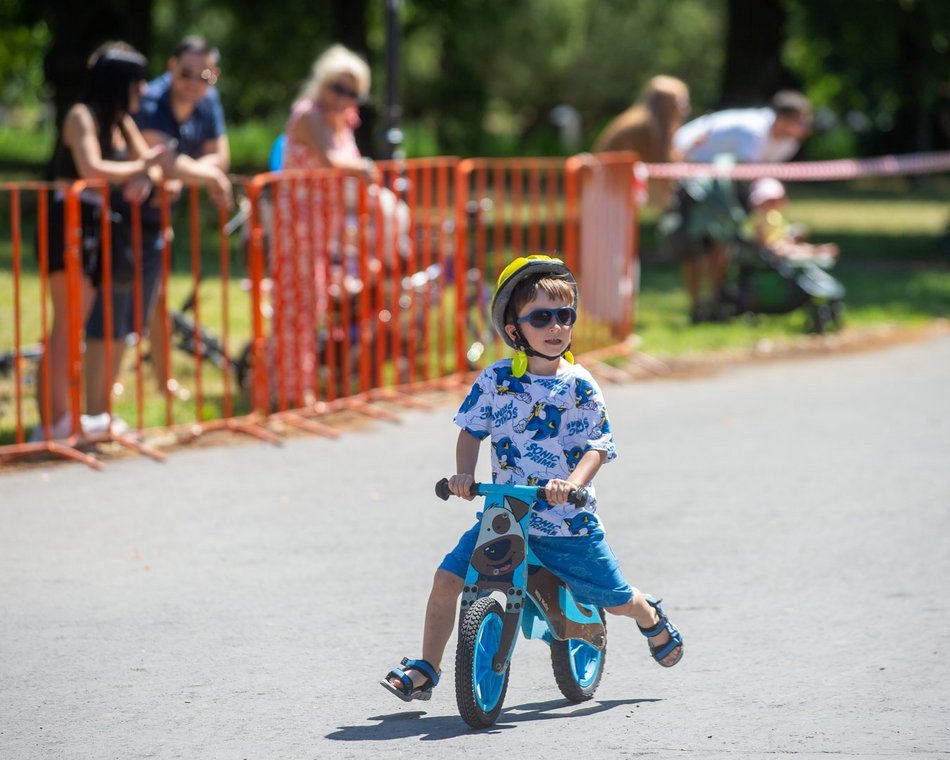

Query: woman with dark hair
[34,41,172,441]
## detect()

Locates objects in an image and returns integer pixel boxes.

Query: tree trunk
[719,0,790,107]
[894,5,928,152]
[332,0,379,157]
[43,0,153,138]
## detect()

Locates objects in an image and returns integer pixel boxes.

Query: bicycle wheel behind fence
[455,596,510,728]
[549,612,606,702]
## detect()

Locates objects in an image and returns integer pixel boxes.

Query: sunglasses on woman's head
[515,306,577,329]
[329,81,360,100]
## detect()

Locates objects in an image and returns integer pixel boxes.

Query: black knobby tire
[455,596,510,728]
[550,610,606,702]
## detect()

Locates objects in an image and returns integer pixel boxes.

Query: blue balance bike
[435,479,607,728]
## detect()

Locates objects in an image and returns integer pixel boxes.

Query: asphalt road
[2,334,949,759]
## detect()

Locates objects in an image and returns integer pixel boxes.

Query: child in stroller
[747,178,839,268]
[661,167,845,333]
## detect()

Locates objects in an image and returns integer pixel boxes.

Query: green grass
[0,124,55,170]
[0,264,258,443]
[632,179,950,358]
[634,259,950,358]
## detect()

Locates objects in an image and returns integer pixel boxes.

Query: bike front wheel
[455,596,510,728]
[550,612,606,702]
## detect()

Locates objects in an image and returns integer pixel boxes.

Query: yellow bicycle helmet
[489,255,577,374]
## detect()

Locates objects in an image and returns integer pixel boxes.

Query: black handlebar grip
[435,478,452,501]
[534,485,590,507]
[569,487,590,508]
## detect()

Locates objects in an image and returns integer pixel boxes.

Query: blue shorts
[439,521,634,609]
[86,227,164,340]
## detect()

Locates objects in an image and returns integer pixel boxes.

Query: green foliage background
[0,0,948,170]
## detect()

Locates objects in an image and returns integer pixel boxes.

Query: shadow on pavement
[325,698,660,741]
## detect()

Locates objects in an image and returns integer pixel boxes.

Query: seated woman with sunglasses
[270,43,409,407]
[282,43,376,182]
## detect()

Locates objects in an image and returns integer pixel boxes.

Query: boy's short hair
[505,272,577,326]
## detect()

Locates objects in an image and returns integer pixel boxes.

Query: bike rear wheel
[455,596,510,728]
[550,612,606,702]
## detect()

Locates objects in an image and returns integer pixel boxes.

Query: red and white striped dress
[268,99,361,407]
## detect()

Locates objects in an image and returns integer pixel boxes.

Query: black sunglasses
[516,306,577,329]
[329,81,360,100]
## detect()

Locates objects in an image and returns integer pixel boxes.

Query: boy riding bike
[381,254,683,701]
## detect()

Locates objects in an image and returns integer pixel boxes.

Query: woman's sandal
[638,595,684,668]
[379,657,441,702]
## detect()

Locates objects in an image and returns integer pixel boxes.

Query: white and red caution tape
[641,151,950,181]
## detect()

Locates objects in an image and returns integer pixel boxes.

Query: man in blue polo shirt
[136,35,232,209]
[136,35,233,395]
[82,36,235,425]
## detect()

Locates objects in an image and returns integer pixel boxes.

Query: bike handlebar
[434,478,589,508]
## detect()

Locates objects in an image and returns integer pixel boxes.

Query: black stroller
[661,173,845,333]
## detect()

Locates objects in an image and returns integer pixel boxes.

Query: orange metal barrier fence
[0,181,114,467]
[1,154,637,467]
[241,157,459,434]
[0,177,275,467]
[568,152,639,341]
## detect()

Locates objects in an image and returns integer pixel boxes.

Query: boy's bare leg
[605,592,682,667]
[390,569,463,689]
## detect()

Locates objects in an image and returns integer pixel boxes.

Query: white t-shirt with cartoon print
[453,359,617,538]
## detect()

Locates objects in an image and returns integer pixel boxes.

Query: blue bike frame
[448,481,606,675]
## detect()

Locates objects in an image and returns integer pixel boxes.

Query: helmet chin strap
[513,328,572,361]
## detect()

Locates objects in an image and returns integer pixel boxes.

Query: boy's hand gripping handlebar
[434,478,589,508]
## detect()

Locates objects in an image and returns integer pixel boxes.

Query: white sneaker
[29,413,74,442]
[80,413,130,437]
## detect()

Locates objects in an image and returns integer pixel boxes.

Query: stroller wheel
[807,301,842,334]
[830,300,845,329]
